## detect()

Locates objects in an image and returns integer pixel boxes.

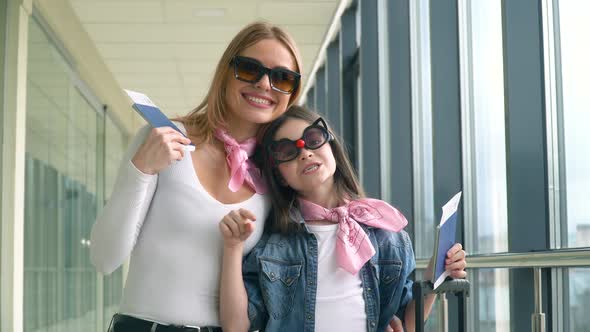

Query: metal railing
[415,248,590,332]
[416,247,590,269]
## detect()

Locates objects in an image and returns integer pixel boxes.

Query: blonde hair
[176,21,303,143]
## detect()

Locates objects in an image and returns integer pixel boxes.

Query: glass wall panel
[557,0,590,248]
[0,0,6,279]
[567,268,590,331]
[102,116,127,327]
[410,0,435,260]
[24,16,101,332]
[472,268,511,332]
[468,0,508,254]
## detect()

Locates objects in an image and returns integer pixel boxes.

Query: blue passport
[432,191,462,289]
[124,89,195,151]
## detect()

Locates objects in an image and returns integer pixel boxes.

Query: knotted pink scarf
[214,128,266,194]
[298,198,408,274]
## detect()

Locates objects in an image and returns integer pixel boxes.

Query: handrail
[415,247,590,269]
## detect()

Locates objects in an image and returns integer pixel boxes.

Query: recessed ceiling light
[193,8,226,17]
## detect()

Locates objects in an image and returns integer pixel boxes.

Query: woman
[90,21,303,332]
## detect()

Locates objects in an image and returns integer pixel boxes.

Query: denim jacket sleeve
[395,231,416,322]
[242,232,270,331]
[374,229,416,329]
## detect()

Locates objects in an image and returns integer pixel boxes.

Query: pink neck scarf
[298,197,408,274]
[214,128,266,194]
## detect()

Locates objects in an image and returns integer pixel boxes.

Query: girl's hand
[132,127,192,175]
[219,209,257,249]
[445,243,467,278]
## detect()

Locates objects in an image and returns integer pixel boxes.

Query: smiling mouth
[302,164,320,174]
[243,94,274,107]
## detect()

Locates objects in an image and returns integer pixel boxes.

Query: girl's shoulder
[369,227,412,249]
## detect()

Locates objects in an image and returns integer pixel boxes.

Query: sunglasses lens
[235,59,262,82]
[303,128,327,149]
[271,69,299,93]
[273,141,299,162]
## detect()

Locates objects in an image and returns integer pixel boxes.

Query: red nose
[295,139,305,148]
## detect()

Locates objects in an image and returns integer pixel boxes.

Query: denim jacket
[243,209,415,332]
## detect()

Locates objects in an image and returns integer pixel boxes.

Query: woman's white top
[306,223,368,332]
[90,123,270,326]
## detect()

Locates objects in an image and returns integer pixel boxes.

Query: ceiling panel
[163,2,259,24]
[96,43,226,60]
[83,24,246,43]
[106,60,178,74]
[68,2,164,23]
[259,3,337,24]
[68,0,338,118]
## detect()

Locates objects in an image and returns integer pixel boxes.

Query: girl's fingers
[244,221,255,235]
[446,260,467,272]
[446,249,466,265]
[226,210,255,236]
[219,222,233,238]
[443,243,468,279]
[223,216,240,237]
[238,208,257,221]
[446,243,463,257]
[450,270,467,279]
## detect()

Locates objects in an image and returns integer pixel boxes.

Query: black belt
[110,314,222,332]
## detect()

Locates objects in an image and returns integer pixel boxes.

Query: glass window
[472,268,511,332]
[102,116,127,327]
[0,0,6,262]
[24,16,102,332]
[464,0,508,254]
[557,0,590,248]
[410,0,435,259]
[567,268,590,331]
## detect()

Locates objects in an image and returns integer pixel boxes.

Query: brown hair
[175,21,303,143]
[260,105,365,234]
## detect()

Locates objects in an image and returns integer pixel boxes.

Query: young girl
[218,106,467,332]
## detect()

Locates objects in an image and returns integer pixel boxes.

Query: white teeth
[304,165,319,173]
[246,96,271,105]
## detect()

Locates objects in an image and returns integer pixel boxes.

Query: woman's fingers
[169,142,186,160]
[388,315,403,332]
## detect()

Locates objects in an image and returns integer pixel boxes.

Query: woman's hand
[386,315,403,332]
[131,127,192,175]
[219,209,257,249]
[445,243,467,278]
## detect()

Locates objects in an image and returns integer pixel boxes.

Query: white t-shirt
[90,123,270,326]
[306,223,368,332]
